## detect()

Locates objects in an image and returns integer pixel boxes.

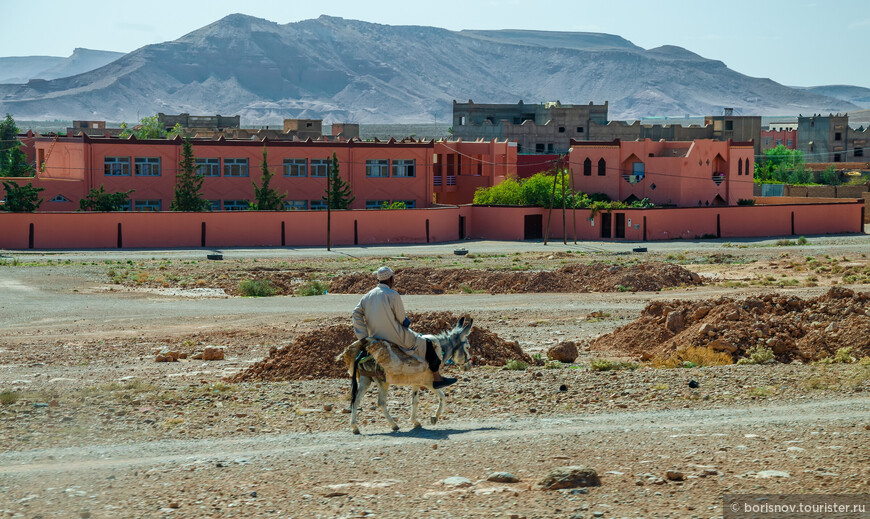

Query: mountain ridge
[0,14,857,123]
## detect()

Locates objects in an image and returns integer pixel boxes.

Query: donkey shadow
[369,425,498,440]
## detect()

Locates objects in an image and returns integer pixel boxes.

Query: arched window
[583,158,592,176]
[597,158,606,176]
[738,158,743,176]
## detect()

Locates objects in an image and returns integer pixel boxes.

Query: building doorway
[600,213,612,238]
[615,213,626,238]
[524,214,543,240]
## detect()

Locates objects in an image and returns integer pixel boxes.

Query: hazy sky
[5,0,869,87]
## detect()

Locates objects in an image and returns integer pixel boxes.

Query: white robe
[351,283,428,359]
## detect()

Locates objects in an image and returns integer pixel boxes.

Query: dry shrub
[650,346,733,369]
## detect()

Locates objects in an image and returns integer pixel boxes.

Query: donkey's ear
[461,317,474,335]
[457,316,466,328]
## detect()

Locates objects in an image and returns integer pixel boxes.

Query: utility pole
[326,156,332,252]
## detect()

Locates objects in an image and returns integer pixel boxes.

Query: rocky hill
[0,48,124,84]
[0,15,857,123]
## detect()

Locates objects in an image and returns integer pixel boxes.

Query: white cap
[374,266,394,281]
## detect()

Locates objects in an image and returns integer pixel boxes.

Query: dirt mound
[590,287,870,362]
[330,262,702,295]
[230,312,530,382]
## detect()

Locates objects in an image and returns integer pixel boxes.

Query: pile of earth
[590,287,870,362]
[231,312,530,382]
[329,262,702,295]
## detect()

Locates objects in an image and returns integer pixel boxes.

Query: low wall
[0,202,863,250]
[864,193,870,224]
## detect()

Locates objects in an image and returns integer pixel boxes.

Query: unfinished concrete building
[452,100,608,154]
[157,113,241,131]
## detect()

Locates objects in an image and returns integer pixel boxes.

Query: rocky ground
[1,237,869,518]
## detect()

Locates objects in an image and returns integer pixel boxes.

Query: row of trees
[754,145,844,186]
[1,136,357,212]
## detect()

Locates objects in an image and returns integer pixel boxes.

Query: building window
[49,194,71,202]
[746,159,752,175]
[459,116,466,126]
[366,159,389,177]
[583,158,592,176]
[310,159,328,177]
[547,144,554,153]
[834,154,842,162]
[775,139,782,146]
[196,158,220,177]
[558,127,565,133]
[284,200,308,211]
[392,159,415,177]
[394,200,416,208]
[738,158,743,176]
[207,200,221,211]
[535,143,545,153]
[284,159,307,177]
[223,200,249,211]
[576,127,584,133]
[223,158,249,177]
[366,200,390,209]
[134,157,161,176]
[856,147,864,157]
[104,157,130,176]
[134,200,161,212]
[835,132,842,141]
[725,120,733,131]
[309,200,327,210]
[598,158,606,176]
[632,162,645,179]
[787,139,793,147]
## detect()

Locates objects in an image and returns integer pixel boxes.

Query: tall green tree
[0,114,33,177]
[251,145,285,210]
[323,152,355,209]
[170,137,209,211]
[1,181,43,212]
[79,185,134,211]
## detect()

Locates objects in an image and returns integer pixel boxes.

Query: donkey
[339,317,473,435]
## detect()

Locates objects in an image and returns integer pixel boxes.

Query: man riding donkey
[352,266,458,390]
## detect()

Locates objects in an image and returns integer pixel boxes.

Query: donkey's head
[445,316,474,371]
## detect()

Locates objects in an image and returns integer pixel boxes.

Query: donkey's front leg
[430,388,447,425]
[376,380,400,432]
[350,375,372,435]
[410,388,422,429]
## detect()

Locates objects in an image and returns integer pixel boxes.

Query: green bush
[737,345,775,365]
[815,347,856,364]
[239,279,276,297]
[0,391,19,405]
[797,236,808,245]
[737,198,755,206]
[590,359,639,371]
[505,359,528,371]
[295,280,328,296]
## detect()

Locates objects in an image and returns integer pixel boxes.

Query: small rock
[547,341,578,363]
[665,470,685,481]
[698,323,714,336]
[688,380,699,389]
[559,384,568,392]
[708,339,736,353]
[756,470,790,478]
[538,466,600,490]
[487,472,520,483]
[441,476,473,488]
[202,346,225,361]
[323,404,333,412]
[168,502,179,509]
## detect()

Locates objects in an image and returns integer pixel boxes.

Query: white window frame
[391,159,415,177]
[366,159,389,178]
[104,157,130,176]
[223,158,249,177]
[284,159,308,177]
[196,158,221,177]
[134,157,161,177]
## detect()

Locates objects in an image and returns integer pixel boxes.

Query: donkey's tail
[350,346,368,405]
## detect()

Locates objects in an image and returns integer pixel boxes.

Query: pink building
[24,135,515,212]
[568,139,755,207]
[761,129,797,150]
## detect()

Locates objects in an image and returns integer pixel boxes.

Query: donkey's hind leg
[430,388,447,426]
[350,375,372,435]
[410,389,422,429]
[376,379,400,432]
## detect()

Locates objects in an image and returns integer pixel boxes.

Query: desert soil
[1,235,869,518]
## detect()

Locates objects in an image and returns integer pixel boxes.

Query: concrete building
[798,114,849,162]
[452,100,608,154]
[568,139,754,209]
[157,113,241,131]
[28,135,515,212]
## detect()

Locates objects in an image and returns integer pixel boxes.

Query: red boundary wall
[0,203,863,250]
